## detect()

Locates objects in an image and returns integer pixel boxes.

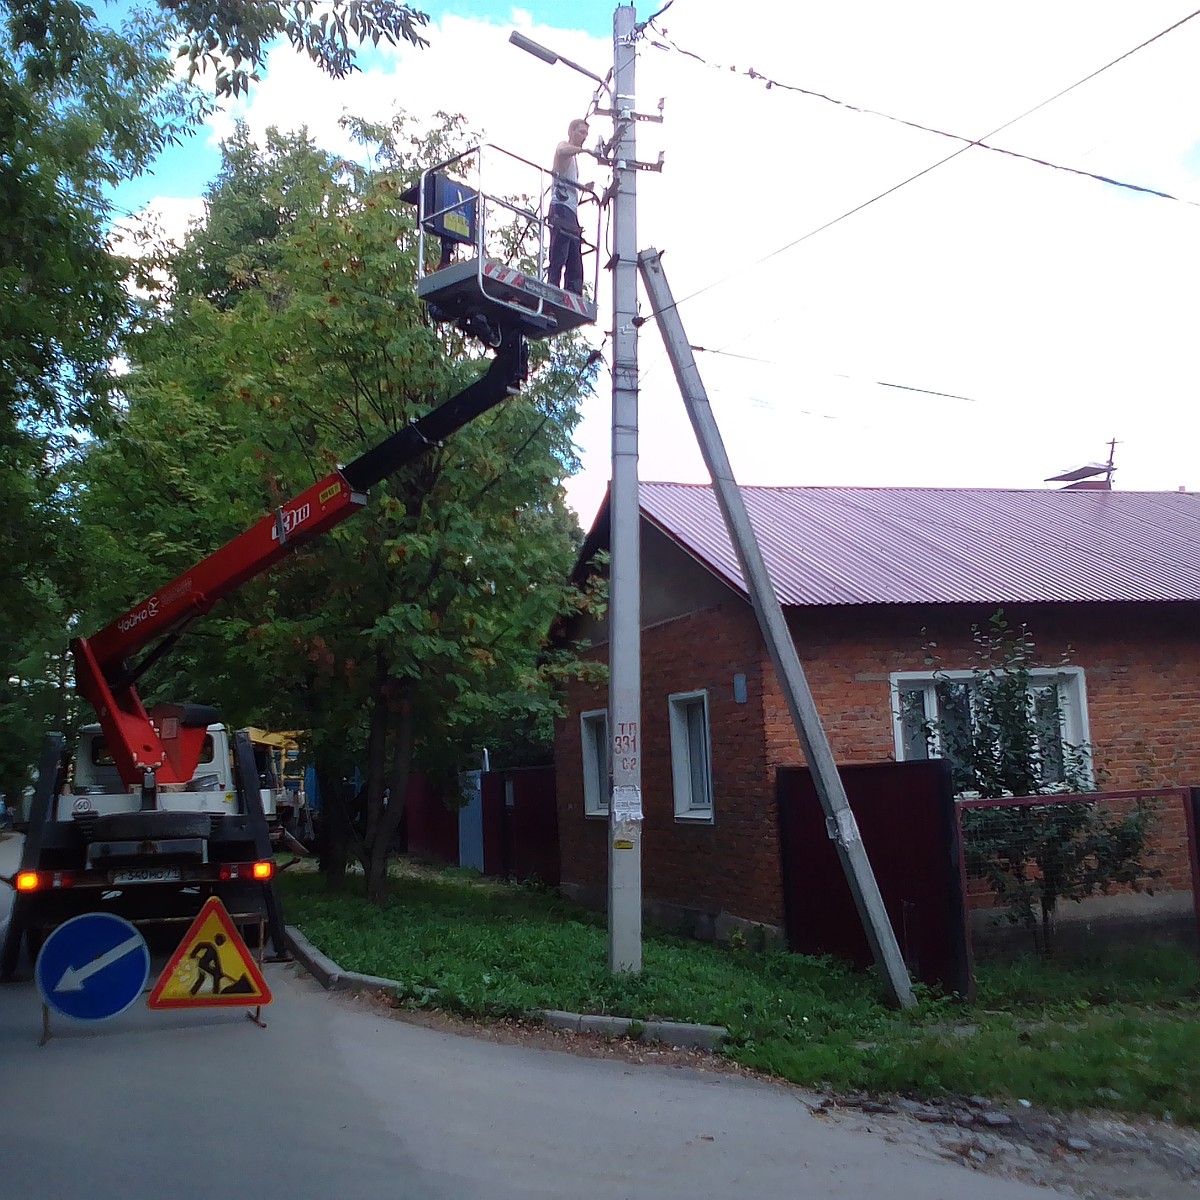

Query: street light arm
[555,52,608,86]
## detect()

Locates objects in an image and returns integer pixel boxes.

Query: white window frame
[889,667,1093,789]
[668,689,714,822]
[580,708,609,818]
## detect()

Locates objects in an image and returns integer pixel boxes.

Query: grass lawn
[278,861,1200,1123]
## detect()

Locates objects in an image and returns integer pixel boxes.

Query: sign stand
[34,912,152,1046]
[147,897,273,1017]
[246,917,267,1029]
[35,904,272,1044]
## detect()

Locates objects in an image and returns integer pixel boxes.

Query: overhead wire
[648,25,1200,208]
[691,349,988,407]
[640,8,1200,319]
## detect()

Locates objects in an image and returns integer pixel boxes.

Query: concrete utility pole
[510,6,663,974]
[605,3,643,974]
[637,248,916,1009]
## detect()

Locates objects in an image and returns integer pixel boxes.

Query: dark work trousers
[548,203,584,294]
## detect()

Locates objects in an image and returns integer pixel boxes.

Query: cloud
[113,195,207,251]
[130,2,1200,522]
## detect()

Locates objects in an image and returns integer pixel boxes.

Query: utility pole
[509,7,662,974]
[638,248,916,1009]
[605,3,642,973]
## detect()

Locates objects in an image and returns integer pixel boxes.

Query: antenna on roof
[1045,439,1118,491]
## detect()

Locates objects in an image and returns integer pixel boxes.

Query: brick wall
[556,600,783,926]
[959,790,1195,911]
[555,596,1200,933]
[768,603,1200,793]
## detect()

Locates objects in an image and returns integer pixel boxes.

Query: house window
[669,690,713,821]
[890,668,1091,794]
[580,709,609,817]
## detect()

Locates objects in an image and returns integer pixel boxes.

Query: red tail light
[218,861,275,881]
[15,870,74,891]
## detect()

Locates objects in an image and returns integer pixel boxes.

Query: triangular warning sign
[148,896,272,1009]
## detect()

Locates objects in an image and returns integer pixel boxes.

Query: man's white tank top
[553,153,580,211]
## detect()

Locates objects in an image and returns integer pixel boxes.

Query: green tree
[75,114,602,903]
[0,0,433,800]
[0,2,207,800]
[925,612,1160,954]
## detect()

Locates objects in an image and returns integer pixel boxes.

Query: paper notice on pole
[612,785,643,822]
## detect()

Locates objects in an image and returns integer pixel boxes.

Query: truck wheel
[93,812,213,841]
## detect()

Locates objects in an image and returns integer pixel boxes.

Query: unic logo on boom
[116,597,158,634]
[115,576,195,634]
[271,502,312,542]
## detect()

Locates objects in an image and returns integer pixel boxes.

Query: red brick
[555,601,1200,930]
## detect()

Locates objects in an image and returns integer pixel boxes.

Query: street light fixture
[508,30,608,85]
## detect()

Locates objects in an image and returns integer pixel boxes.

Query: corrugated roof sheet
[634,483,1200,606]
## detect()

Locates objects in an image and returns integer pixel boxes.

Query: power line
[636,1,674,31]
[649,29,1200,208]
[643,8,1200,317]
[710,353,987,406]
[873,379,978,403]
[686,344,773,363]
[649,338,990,408]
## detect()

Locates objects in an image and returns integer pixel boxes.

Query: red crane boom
[75,338,527,789]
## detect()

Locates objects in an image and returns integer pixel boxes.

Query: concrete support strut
[636,248,915,1010]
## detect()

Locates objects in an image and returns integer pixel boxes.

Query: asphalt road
[0,834,1067,1200]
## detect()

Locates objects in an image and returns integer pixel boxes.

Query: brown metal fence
[955,787,1200,965]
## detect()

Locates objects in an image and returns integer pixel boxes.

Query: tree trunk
[363,654,393,905]
[362,652,390,852]
[315,759,348,891]
[1040,898,1056,958]
[367,681,416,906]
[366,837,391,906]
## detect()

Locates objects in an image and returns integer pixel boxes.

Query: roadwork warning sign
[147,897,272,1010]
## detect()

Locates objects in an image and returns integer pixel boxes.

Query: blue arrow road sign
[35,913,150,1022]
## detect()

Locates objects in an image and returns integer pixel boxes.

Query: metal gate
[458,770,484,872]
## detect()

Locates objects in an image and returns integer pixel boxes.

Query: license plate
[112,867,182,885]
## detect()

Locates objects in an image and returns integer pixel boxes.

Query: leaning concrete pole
[637,248,915,1009]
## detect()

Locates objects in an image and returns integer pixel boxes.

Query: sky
[112,1,1200,528]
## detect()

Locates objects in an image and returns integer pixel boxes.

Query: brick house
[554,483,1200,939]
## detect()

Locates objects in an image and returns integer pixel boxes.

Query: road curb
[540,1008,728,1051]
[285,926,728,1050]
[285,926,343,989]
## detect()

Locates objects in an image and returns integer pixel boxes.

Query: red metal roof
[633,483,1200,606]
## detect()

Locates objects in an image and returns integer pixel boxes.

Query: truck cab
[67,721,240,821]
[3,714,280,971]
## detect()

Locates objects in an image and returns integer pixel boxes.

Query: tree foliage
[2,2,205,430]
[927,612,1160,954]
[75,113,601,902]
[0,1,207,801]
[0,0,434,801]
[164,0,431,96]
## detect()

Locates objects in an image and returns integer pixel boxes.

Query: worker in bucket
[548,117,593,295]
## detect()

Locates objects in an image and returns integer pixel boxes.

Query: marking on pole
[35,913,150,1022]
[147,897,272,1009]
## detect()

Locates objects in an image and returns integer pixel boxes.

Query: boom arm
[74,338,527,788]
